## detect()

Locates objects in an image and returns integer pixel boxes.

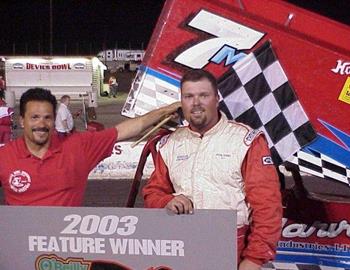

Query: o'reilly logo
[73,63,86,70]
[12,63,24,70]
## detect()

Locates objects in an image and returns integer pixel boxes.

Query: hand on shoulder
[163,101,181,117]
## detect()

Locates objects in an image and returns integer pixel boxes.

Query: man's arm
[143,152,176,208]
[240,135,282,267]
[115,102,181,142]
[143,145,193,214]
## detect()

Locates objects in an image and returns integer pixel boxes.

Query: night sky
[0,0,165,55]
[0,0,348,56]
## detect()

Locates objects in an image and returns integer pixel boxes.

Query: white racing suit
[143,114,282,265]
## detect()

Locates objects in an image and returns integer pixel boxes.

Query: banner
[89,142,154,180]
[0,206,236,270]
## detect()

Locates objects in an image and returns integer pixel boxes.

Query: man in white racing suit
[143,69,282,270]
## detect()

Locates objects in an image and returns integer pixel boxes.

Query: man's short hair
[180,69,218,93]
[60,95,71,103]
[20,88,57,117]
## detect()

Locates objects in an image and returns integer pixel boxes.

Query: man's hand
[115,101,181,142]
[238,259,261,270]
[166,101,182,119]
[165,194,193,214]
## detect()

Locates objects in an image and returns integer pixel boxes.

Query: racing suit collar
[187,112,226,138]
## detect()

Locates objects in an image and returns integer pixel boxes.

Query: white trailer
[1,56,107,108]
[97,49,144,71]
[97,49,145,62]
[114,49,144,62]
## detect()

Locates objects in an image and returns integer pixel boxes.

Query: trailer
[0,56,107,108]
[97,49,144,72]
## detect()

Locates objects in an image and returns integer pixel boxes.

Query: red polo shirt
[0,128,117,206]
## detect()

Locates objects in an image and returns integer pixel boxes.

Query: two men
[143,69,282,269]
[0,69,282,267]
[0,87,180,206]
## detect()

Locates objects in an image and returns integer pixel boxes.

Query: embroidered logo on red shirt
[262,156,274,165]
[9,170,31,193]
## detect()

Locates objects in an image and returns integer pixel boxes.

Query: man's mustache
[191,106,204,113]
[32,127,49,132]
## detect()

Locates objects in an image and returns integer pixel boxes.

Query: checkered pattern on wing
[287,150,350,185]
[123,69,180,117]
[218,41,317,165]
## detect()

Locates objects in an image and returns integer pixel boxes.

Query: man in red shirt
[143,69,282,270]
[0,87,180,206]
